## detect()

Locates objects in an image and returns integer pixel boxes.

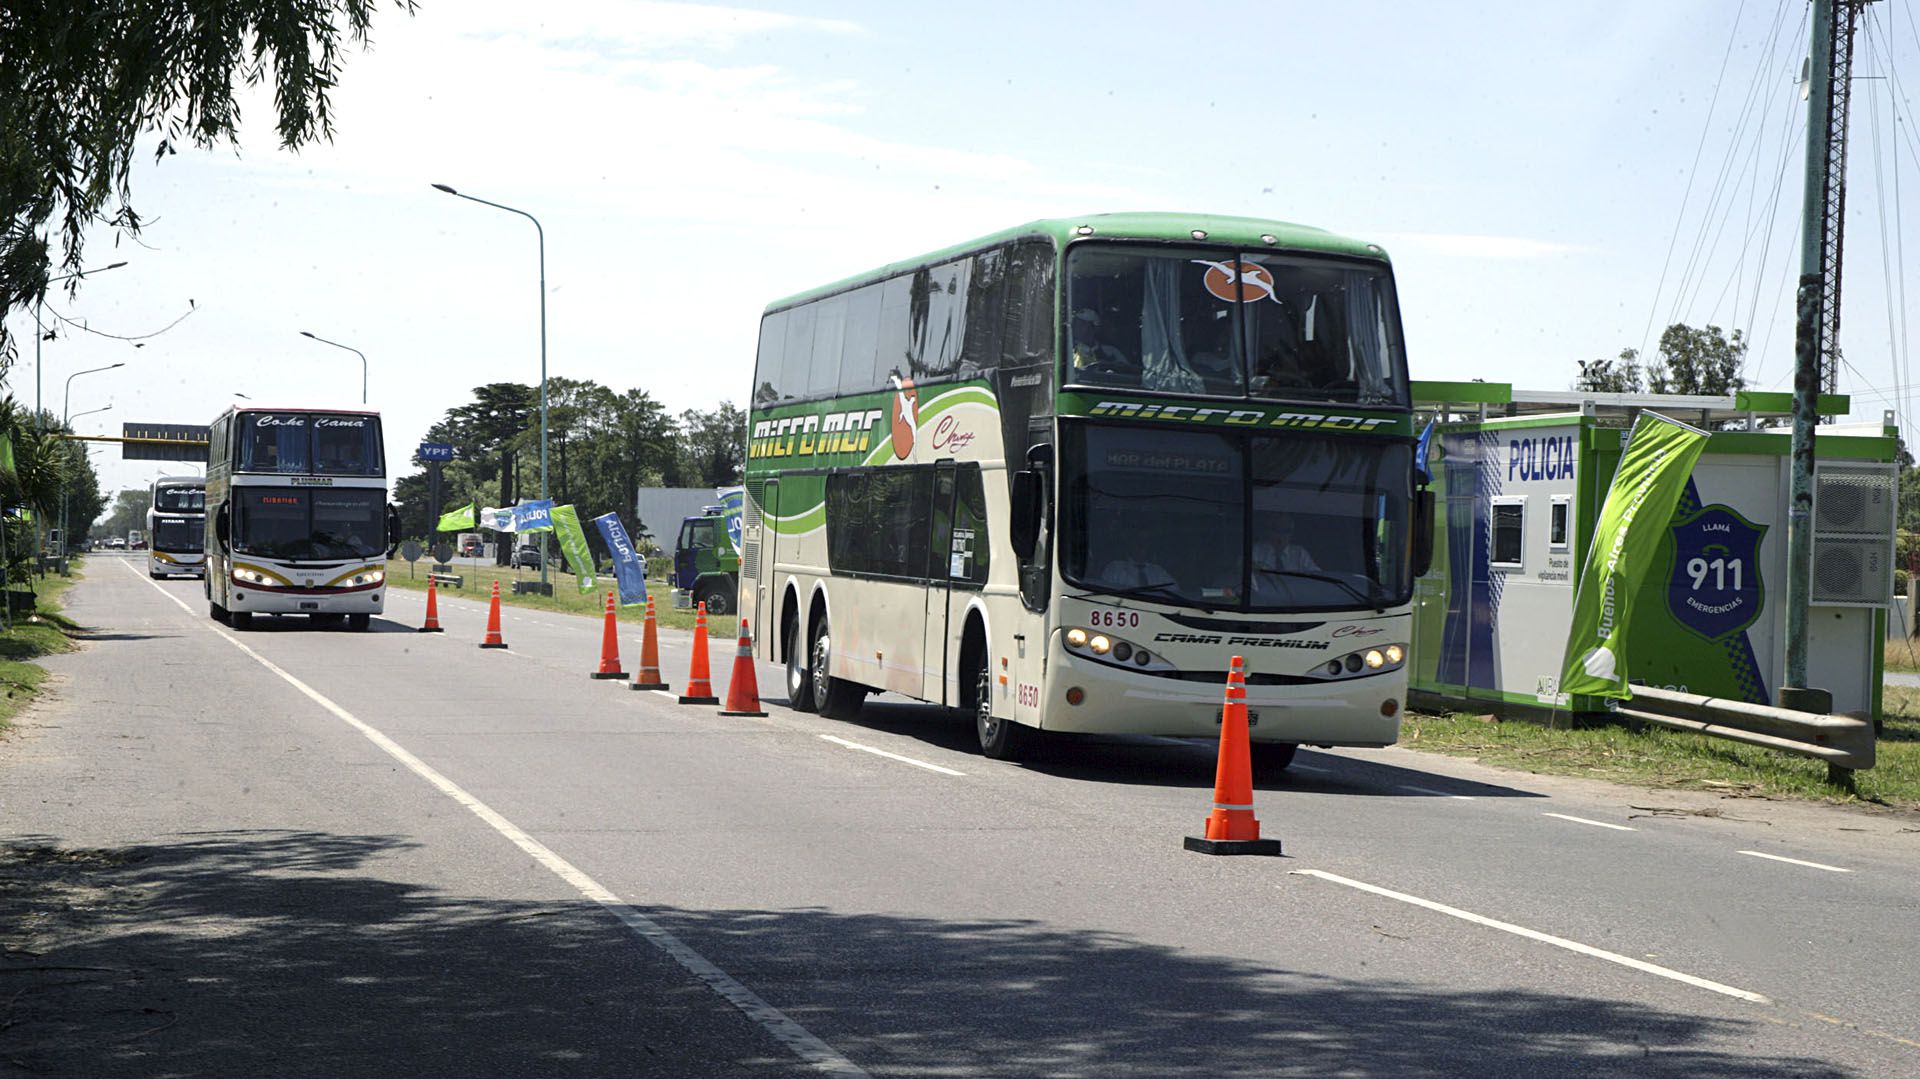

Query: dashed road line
[1397,784,1474,800]
[1293,869,1769,1004]
[124,561,870,1076]
[819,734,967,776]
[1738,850,1851,873]
[1544,812,1637,832]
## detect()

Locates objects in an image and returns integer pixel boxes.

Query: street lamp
[58,361,125,569]
[432,182,551,591]
[299,331,368,404]
[34,261,129,427]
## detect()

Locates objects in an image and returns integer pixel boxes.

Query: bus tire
[810,619,865,720]
[1250,741,1299,775]
[231,612,254,631]
[785,612,817,713]
[975,661,1030,761]
[696,579,732,616]
[210,601,230,625]
[348,613,371,632]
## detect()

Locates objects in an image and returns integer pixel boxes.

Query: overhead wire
[1663,0,1790,339]
[1636,0,1758,363]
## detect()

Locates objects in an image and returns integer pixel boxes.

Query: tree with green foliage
[96,487,151,539]
[678,402,745,488]
[1,1,414,364]
[1574,349,1645,393]
[1645,323,1745,396]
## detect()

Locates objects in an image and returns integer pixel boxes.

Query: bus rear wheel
[810,620,865,720]
[975,661,1031,761]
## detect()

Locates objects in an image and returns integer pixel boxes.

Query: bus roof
[766,211,1391,312]
[212,405,382,417]
[152,476,204,486]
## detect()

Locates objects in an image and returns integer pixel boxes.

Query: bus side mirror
[215,504,231,545]
[1411,488,1435,577]
[1010,470,1040,561]
[386,504,402,558]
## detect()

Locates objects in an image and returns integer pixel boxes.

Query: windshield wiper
[1257,569,1383,611]
[1066,583,1217,614]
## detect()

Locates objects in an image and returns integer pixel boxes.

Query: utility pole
[1783,1,1868,725]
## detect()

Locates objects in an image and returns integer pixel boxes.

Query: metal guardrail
[1612,685,1875,775]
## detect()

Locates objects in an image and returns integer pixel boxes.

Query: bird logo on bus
[890,374,919,459]
[1193,259,1280,304]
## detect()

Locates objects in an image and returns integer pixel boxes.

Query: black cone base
[418,627,444,633]
[678,695,720,705]
[1184,835,1283,856]
[631,681,670,691]
[590,671,631,680]
[719,708,768,717]
[479,642,509,650]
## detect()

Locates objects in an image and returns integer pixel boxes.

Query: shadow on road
[0,831,1843,1078]
[819,699,1542,798]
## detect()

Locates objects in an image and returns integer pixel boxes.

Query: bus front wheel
[231,612,254,631]
[1250,742,1299,775]
[348,613,371,632]
[785,614,817,713]
[810,620,865,720]
[975,662,1031,761]
[210,601,230,625]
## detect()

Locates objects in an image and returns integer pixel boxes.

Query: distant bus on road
[127,529,145,550]
[147,476,206,578]
[741,213,1428,769]
[203,407,398,631]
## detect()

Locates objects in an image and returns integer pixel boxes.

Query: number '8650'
[1088,610,1139,628]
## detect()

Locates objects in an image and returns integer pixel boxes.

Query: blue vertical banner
[592,511,649,606]
[718,486,745,554]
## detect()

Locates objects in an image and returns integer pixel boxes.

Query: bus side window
[953,465,990,586]
[1018,452,1051,612]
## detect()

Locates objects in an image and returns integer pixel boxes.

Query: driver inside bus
[1069,308,1130,383]
[1253,515,1320,574]
[1100,529,1175,590]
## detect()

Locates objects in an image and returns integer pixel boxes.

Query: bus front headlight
[232,567,274,586]
[1066,627,1088,647]
[1089,634,1112,655]
[347,569,385,587]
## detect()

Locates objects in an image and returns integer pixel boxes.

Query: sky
[10,0,1920,507]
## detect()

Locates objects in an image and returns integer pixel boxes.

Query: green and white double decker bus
[742,213,1430,766]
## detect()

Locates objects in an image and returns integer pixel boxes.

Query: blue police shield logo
[1667,504,1766,641]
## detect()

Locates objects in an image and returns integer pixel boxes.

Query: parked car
[510,543,543,570]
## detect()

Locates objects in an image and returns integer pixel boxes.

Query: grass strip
[1400,695,1920,813]
[0,567,84,732]
[383,559,730,635]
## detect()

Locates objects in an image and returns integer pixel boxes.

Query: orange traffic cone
[1184,656,1282,856]
[678,601,720,705]
[419,577,444,633]
[478,580,508,650]
[629,596,670,692]
[718,619,767,717]
[591,591,629,680]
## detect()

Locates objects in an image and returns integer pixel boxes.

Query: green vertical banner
[550,504,596,594]
[1560,411,1711,700]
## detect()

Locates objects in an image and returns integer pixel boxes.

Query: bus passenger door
[758,480,779,657]
[920,462,957,704]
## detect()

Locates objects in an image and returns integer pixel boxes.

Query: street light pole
[298,331,368,404]
[432,183,550,591]
[58,363,125,570]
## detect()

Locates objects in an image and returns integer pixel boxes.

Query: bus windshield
[1065,245,1408,407]
[152,517,203,553]
[237,413,381,475]
[155,486,205,512]
[1060,423,1413,612]
[234,488,386,561]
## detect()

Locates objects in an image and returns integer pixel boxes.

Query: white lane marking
[1738,850,1852,874]
[818,735,967,776]
[1397,784,1473,800]
[124,562,868,1076]
[1291,764,1333,774]
[1294,869,1769,1004]
[1544,812,1637,832]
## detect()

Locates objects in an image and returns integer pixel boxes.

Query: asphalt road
[5,554,1919,1076]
